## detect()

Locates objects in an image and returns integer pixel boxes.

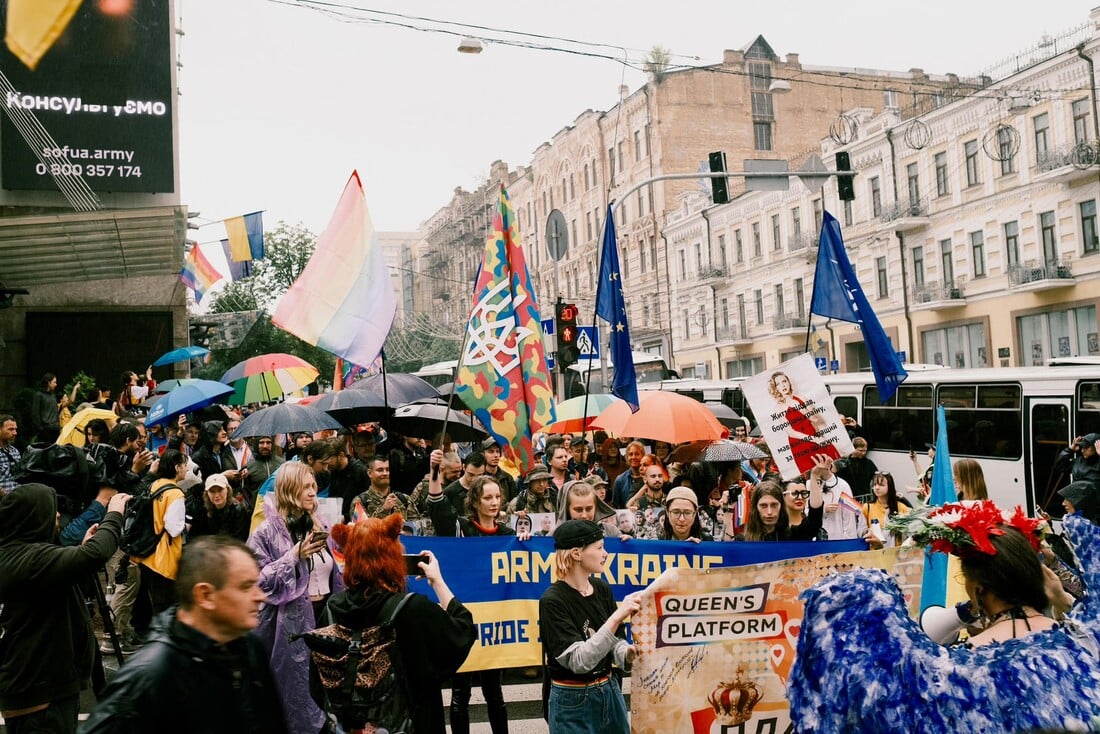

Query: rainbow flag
[224,211,265,263]
[838,491,863,514]
[455,185,556,474]
[272,172,396,368]
[179,245,223,304]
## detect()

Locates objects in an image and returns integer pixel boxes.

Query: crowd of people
[1,368,1099,733]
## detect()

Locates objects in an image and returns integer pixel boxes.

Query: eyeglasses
[667,509,696,519]
[784,490,811,499]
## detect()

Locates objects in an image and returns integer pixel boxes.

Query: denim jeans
[548,678,629,734]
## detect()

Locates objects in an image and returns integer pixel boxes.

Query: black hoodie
[325,586,476,734]
[0,483,122,711]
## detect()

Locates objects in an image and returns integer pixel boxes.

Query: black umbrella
[349,373,440,406]
[704,402,743,430]
[390,402,489,443]
[233,402,342,439]
[311,389,389,427]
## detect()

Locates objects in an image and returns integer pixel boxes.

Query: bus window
[1077,382,1100,434]
[723,388,754,428]
[862,384,933,451]
[941,384,1022,459]
[833,396,858,424]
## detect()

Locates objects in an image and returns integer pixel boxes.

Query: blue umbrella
[146,379,234,428]
[152,345,210,367]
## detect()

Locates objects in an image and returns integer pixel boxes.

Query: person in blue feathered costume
[788,506,1100,733]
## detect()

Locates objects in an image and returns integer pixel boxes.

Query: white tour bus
[638,363,1100,515]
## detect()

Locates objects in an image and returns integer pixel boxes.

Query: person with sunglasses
[782,481,827,540]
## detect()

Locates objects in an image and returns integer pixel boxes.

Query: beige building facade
[414,36,970,363]
[666,13,1100,378]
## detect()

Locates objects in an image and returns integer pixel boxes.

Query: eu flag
[810,211,908,402]
[595,205,639,411]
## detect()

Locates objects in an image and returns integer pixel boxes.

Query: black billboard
[0,0,174,194]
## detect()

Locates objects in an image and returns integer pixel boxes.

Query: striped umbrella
[220,353,319,405]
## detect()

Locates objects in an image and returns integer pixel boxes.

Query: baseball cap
[205,473,230,490]
[1075,433,1100,448]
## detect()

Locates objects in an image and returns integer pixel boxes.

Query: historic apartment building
[413,36,972,355]
[665,13,1100,379]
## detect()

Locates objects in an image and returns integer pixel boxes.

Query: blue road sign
[541,318,554,335]
[814,356,827,371]
[577,326,599,358]
[830,359,840,372]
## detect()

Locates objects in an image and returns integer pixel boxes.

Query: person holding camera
[0,482,130,734]
[249,462,342,734]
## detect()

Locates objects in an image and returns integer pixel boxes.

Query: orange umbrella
[591,391,729,444]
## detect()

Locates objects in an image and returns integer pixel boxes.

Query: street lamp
[457,37,484,54]
[768,80,792,94]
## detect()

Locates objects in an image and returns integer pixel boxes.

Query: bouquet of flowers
[886,500,1047,557]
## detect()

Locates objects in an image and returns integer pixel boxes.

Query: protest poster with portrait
[629,546,924,733]
[741,353,854,480]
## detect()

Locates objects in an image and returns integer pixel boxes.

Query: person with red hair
[325,514,475,734]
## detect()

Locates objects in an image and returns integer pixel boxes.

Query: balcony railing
[1008,259,1073,285]
[773,314,806,330]
[788,232,816,251]
[912,280,963,304]
[699,266,727,280]
[880,197,930,224]
[1036,141,1099,172]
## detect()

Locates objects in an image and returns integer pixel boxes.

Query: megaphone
[920,602,979,645]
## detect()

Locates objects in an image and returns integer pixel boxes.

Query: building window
[718,235,727,268]
[751,92,773,119]
[634,130,642,162]
[571,219,577,250]
[791,207,802,237]
[694,242,703,273]
[640,240,647,273]
[591,158,598,186]
[771,214,781,252]
[735,230,744,263]
[752,222,762,258]
[774,283,785,318]
[998,126,1016,175]
[876,256,888,298]
[1081,200,1099,254]
[1004,220,1020,267]
[906,163,920,205]
[621,244,629,279]
[569,174,575,199]
[753,121,772,151]
[608,147,616,180]
[922,323,987,368]
[1033,113,1049,163]
[644,124,651,157]
[637,190,645,217]
[754,289,764,325]
[965,140,980,186]
[1040,210,1057,263]
[935,152,949,196]
[812,199,823,231]
[649,238,657,280]
[737,294,747,329]
[870,176,882,218]
[583,164,590,190]
[843,200,853,227]
[588,263,594,291]
[940,239,954,284]
[683,309,691,340]
[679,250,687,280]
[970,230,986,278]
[1073,99,1091,144]
[912,246,925,288]
[794,278,805,317]
[585,212,593,241]
[1018,305,1099,364]
[884,89,898,109]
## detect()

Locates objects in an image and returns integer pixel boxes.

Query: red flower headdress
[886,500,1046,557]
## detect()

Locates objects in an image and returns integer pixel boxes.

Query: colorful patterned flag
[455,185,556,474]
[224,211,265,263]
[5,0,81,70]
[272,172,396,368]
[179,245,223,304]
[838,491,863,515]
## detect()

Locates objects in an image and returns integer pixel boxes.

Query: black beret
[553,519,604,550]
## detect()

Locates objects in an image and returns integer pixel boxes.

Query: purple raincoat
[248,494,343,734]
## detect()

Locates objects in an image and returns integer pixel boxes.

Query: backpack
[121,483,180,557]
[295,592,415,733]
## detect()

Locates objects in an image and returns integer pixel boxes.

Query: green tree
[645,45,672,84]
[198,221,336,390]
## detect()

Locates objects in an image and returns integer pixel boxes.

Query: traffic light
[708,151,729,205]
[556,301,580,368]
[835,151,855,201]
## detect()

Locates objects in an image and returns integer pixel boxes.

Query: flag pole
[803,318,813,353]
[380,349,390,433]
[333,357,345,392]
[582,206,612,434]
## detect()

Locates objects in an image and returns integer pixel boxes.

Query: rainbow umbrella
[220,353,319,405]
[545,393,620,435]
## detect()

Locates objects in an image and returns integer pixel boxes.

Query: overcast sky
[177,0,1091,239]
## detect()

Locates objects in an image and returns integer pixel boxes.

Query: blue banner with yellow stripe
[399,536,865,672]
